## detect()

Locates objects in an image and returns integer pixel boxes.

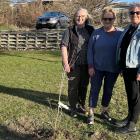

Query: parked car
[36,11,70,29]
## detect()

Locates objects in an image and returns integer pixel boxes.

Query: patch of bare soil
[6,116,77,140]
[87,131,113,140]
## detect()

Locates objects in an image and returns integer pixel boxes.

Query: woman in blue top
[87,8,122,125]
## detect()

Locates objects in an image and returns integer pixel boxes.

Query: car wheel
[36,24,42,30]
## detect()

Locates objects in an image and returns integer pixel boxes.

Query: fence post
[0,33,1,49]
[7,33,10,50]
[45,31,48,49]
[57,30,60,49]
[25,32,28,50]
[16,32,18,50]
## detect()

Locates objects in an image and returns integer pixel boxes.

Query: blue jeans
[89,69,118,108]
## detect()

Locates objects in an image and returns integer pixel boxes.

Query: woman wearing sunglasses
[87,8,122,125]
[116,3,140,134]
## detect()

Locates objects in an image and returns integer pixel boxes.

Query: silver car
[36,11,70,29]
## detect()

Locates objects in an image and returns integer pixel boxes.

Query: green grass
[0,50,139,140]
[0,24,27,31]
[0,24,13,30]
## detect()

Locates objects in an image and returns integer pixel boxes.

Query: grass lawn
[0,24,15,31]
[0,50,139,140]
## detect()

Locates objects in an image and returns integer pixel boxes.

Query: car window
[60,14,65,17]
[60,13,68,18]
[43,12,59,17]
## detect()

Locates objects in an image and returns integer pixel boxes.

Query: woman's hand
[64,64,70,73]
[88,67,95,77]
[136,74,140,81]
[120,71,123,77]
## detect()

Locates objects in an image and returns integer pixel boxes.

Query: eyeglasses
[129,11,140,15]
[76,15,86,18]
[102,18,114,21]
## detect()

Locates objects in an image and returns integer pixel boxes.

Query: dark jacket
[66,24,94,67]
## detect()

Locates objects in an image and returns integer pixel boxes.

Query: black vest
[67,25,94,66]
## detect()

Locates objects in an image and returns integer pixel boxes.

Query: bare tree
[43,0,117,26]
[11,0,43,27]
[0,0,119,28]
[0,0,11,24]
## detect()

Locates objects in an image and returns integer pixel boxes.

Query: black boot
[116,121,137,134]
[114,115,129,127]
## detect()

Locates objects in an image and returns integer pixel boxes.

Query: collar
[128,23,140,30]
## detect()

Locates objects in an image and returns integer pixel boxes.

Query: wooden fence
[0,29,65,50]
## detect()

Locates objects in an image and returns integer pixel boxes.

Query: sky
[119,0,140,3]
[11,0,140,4]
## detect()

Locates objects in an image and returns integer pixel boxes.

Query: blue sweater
[87,27,122,73]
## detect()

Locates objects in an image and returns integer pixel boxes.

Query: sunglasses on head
[129,11,140,15]
[102,18,114,21]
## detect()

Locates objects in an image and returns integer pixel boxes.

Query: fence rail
[0,29,65,50]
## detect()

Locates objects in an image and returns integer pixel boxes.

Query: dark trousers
[67,65,89,110]
[89,70,118,108]
[123,68,140,124]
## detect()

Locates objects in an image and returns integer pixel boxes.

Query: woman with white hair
[116,3,140,134]
[60,8,94,117]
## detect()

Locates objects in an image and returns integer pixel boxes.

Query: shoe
[116,121,137,134]
[114,116,129,127]
[77,104,86,114]
[70,109,77,118]
[87,114,94,125]
[101,111,116,125]
[101,111,112,121]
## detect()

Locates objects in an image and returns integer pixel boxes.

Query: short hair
[101,8,116,19]
[73,8,92,25]
[129,3,140,11]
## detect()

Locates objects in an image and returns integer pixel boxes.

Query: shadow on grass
[0,51,61,63]
[40,50,61,57]
[75,113,118,132]
[0,85,67,110]
[93,113,132,134]
[0,125,36,140]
